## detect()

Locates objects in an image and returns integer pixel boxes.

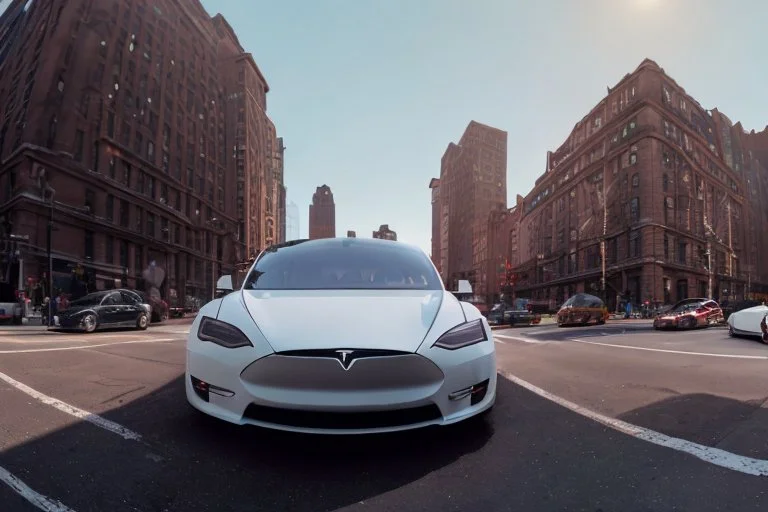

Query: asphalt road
[0,320,766,511]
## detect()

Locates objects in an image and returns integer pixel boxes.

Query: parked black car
[55,289,150,333]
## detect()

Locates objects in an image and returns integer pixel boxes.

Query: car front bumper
[185,335,497,434]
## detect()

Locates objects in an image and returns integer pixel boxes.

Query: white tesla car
[185,237,497,434]
[727,304,768,343]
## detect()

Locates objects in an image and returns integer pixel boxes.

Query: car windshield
[68,293,107,307]
[243,239,442,290]
[671,300,704,313]
[562,293,604,308]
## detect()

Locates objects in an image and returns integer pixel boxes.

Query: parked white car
[726,304,768,343]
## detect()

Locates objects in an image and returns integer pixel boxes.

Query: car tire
[82,313,97,333]
[727,325,735,337]
[161,311,169,322]
[136,313,149,330]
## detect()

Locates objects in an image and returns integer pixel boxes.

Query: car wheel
[136,313,149,330]
[81,313,97,333]
[161,311,169,322]
[681,317,695,329]
[727,325,735,337]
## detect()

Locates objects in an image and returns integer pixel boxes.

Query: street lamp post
[46,191,54,327]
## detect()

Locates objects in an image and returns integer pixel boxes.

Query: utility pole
[706,243,713,299]
[46,191,54,328]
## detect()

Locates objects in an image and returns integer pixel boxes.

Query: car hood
[241,289,445,353]
[59,305,93,316]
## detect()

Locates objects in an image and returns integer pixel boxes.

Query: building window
[187,167,194,188]
[629,231,641,258]
[161,217,169,241]
[677,240,687,265]
[160,183,168,204]
[662,173,669,192]
[47,116,58,148]
[569,229,577,242]
[663,234,669,260]
[119,200,129,227]
[85,189,95,214]
[135,207,143,232]
[74,130,84,161]
[629,152,637,165]
[105,236,114,264]
[135,245,143,275]
[84,230,94,260]
[108,157,116,179]
[134,131,143,154]
[147,141,155,162]
[137,171,144,193]
[631,173,639,187]
[147,176,155,198]
[119,240,129,268]
[106,111,115,138]
[122,161,131,186]
[147,213,155,238]
[91,142,100,172]
[630,197,639,223]
[106,194,114,222]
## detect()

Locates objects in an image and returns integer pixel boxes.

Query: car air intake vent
[243,403,443,429]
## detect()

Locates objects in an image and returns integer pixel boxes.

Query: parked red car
[653,298,724,330]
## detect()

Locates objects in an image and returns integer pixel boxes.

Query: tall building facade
[513,59,768,311]
[308,184,335,239]
[372,224,396,241]
[0,0,281,306]
[284,200,300,241]
[428,178,441,273]
[431,121,507,302]
[486,199,523,302]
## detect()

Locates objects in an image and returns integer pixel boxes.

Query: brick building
[0,0,283,306]
[430,121,507,303]
[512,59,768,311]
[372,224,396,241]
[486,199,522,303]
[308,184,335,239]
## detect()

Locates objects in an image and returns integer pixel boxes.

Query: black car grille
[242,403,443,430]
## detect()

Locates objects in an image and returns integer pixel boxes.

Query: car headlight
[197,316,252,348]
[432,319,488,350]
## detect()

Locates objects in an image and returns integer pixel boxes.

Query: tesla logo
[334,350,356,370]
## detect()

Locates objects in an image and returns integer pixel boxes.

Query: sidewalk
[0,315,195,332]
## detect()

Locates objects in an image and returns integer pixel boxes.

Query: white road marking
[494,339,505,344]
[0,338,180,354]
[0,371,142,441]
[570,338,768,360]
[494,334,546,344]
[0,465,75,512]
[0,333,159,344]
[501,370,768,477]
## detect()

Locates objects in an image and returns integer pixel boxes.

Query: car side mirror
[215,275,233,297]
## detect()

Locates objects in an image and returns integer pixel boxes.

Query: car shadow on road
[617,392,768,460]
[0,374,496,511]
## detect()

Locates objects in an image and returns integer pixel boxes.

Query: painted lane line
[494,339,506,344]
[494,334,546,344]
[0,371,142,441]
[501,370,768,477]
[0,338,180,354]
[570,338,768,360]
[0,334,159,344]
[0,465,75,512]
